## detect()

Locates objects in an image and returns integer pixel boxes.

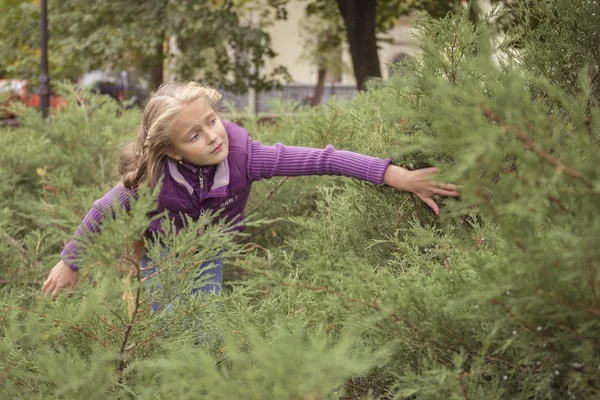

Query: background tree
[0,0,290,92]
[303,0,506,90]
[299,1,347,105]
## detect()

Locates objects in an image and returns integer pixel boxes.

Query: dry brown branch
[244,243,272,264]
[116,255,144,376]
[70,325,111,347]
[97,315,123,334]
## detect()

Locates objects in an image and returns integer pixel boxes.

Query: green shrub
[1,1,599,398]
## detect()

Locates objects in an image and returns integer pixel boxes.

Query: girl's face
[168,98,229,166]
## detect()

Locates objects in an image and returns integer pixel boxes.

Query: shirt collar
[166,158,230,193]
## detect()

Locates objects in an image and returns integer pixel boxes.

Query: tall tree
[300,1,347,104]
[304,0,451,90]
[334,0,381,91]
[304,0,501,91]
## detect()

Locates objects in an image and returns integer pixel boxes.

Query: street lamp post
[39,0,50,119]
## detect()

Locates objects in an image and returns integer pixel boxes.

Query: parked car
[78,70,149,109]
[0,79,65,118]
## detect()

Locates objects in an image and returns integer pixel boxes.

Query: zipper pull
[199,168,204,190]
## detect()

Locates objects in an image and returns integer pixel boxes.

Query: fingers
[50,279,70,302]
[435,183,459,192]
[42,272,56,296]
[41,277,52,295]
[423,197,439,215]
[433,188,460,197]
[43,280,57,298]
[420,167,439,178]
[51,287,60,302]
[67,281,75,299]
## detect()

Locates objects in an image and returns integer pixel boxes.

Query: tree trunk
[468,0,482,26]
[311,68,327,106]
[149,40,164,89]
[335,0,381,91]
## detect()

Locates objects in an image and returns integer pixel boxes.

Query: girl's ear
[165,147,182,161]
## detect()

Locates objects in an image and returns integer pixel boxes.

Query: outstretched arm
[42,184,135,300]
[247,141,459,213]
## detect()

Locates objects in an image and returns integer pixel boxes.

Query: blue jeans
[140,247,224,312]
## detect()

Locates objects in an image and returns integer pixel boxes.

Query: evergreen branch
[374,322,402,337]
[126,324,175,357]
[500,164,573,214]
[490,298,548,342]
[282,282,417,330]
[448,34,458,86]
[475,188,497,216]
[97,315,124,334]
[127,300,212,358]
[244,243,272,264]
[372,321,457,361]
[103,303,129,328]
[534,288,600,319]
[585,258,600,309]
[284,283,480,360]
[247,182,320,240]
[2,305,114,348]
[320,108,340,147]
[547,195,571,214]
[1,231,30,264]
[70,325,111,347]
[513,240,527,251]
[483,355,515,368]
[389,194,411,230]
[0,352,25,384]
[0,279,43,287]
[138,246,198,279]
[458,369,485,400]
[556,321,600,350]
[247,176,291,215]
[482,109,596,192]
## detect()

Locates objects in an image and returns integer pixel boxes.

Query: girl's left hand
[383,165,459,215]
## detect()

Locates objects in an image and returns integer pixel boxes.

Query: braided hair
[119,81,222,190]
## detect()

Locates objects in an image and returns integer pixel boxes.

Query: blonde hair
[120,82,222,190]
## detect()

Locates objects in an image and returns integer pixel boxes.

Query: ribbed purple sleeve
[247,141,392,184]
[61,184,134,271]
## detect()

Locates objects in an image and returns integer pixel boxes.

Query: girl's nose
[206,131,218,144]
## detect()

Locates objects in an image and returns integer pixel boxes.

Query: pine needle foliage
[1,1,599,398]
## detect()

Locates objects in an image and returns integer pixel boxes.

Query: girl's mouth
[211,144,223,154]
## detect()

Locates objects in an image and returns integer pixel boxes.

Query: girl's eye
[209,118,216,127]
[190,132,199,142]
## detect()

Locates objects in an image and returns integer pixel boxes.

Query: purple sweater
[61,140,391,269]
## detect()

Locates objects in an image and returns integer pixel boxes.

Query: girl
[42,81,459,301]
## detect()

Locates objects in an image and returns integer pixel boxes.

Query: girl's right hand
[42,260,79,301]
